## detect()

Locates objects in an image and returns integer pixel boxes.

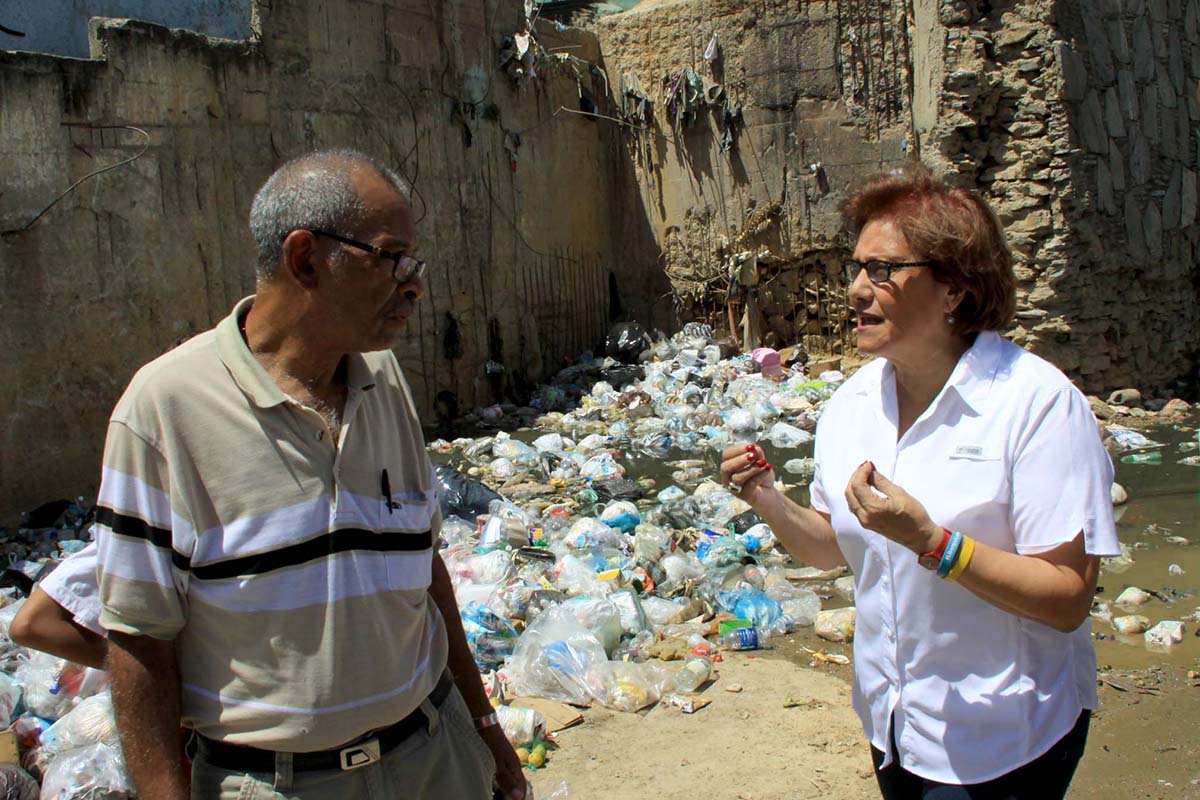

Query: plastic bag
[640,596,685,628]
[724,409,759,443]
[40,692,119,757]
[433,465,502,522]
[815,607,856,642]
[505,607,610,706]
[608,588,649,635]
[766,422,813,449]
[37,743,133,800]
[0,765,37,800]
[543,781,571,799]
[778,590,822,628]
[717,588,783,629]
[580,454,624,481]
[493,437,539,466]
[597,660,672,712]
[461,603,519,670]
[633,524,671,564]
[0,674,21,728]
[599,501,641,533]
[560,596,624,655]
[592,478,643,502]
[533,433,564,453]
[559,519,627,552]
[606,322,651,364]
[496,705,545,748]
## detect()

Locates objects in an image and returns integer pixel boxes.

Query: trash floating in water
[1144,620,1186,648]
[1112,615,1151,635]
[1168,564,1186,576]
[1115,587,1152,607]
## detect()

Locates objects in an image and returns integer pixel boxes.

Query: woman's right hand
[720,444,774,504]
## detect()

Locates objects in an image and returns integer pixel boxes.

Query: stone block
[1164,165,1184,227]
[1084,13,1117,83]
[1144,200,1164,259]
[1104,86,1127,136]
[1156,62,1179,107]
[1169,29,1187,90]
[1057,42,1089,101]
[1160,103,1179,159]
[1132,16,1156,80]
[1188,0,1200,42]
[1097,159,1116,213]
[1193,43,1200,78]
[1117,68,1139,120]
[1125,192,1148,256]
[1176,95,1194,149]
[1110,139,1127,190]
[1080,90,1109,152]
[1141,85,1159,142]
[1151,0,1170,23]
[1108,19,1132,66]
[1129,128,1152,184]
[1183,168,1199,223]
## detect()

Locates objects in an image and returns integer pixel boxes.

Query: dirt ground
[529,639,1200,800]
[529,641,876,800]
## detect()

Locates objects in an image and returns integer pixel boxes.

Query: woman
[721,167,1118,799]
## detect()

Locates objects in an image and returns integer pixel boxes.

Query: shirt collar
[856,331,1005,416]
[216,295,377,409]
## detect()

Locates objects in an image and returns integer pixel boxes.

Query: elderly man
[94,150,525,800]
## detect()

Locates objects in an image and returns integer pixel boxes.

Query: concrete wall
[595,0,912,353]
[0,0,252,58]
[0,1,665,523]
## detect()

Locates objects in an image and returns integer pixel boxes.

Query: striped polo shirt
[95,296,448,752]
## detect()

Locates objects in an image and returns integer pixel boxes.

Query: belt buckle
[338,738,381,771]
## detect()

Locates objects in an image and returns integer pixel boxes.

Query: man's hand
[844,461,942,554]
[478,724,527,800]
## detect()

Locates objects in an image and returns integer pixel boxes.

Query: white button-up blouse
[810,332,1120,784]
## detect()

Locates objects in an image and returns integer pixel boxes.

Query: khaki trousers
[191,687,497,800]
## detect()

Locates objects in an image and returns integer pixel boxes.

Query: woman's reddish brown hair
[841,165,1016,335]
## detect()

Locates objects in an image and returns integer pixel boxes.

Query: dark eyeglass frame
[308,229,426,284]
[842,258,936,285]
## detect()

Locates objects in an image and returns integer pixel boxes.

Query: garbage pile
[0,590,127,798]
[430,324,858,765]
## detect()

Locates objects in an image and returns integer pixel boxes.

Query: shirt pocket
[939,448,1012,544]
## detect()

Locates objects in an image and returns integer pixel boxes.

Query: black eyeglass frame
[307,229,427,284]
[842,258,937,285]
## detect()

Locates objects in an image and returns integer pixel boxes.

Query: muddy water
[1098,418,1200,670]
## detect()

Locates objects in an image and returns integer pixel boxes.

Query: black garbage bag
[605,322,651,364]
[727,509,764,535]
[598,364,644,389]
[592,477,644,502]
[433,464,503,522]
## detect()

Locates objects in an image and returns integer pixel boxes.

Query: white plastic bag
[38,743,133,800]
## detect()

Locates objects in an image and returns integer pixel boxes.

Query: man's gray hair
[249,149,411,278]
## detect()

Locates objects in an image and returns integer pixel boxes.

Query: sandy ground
[529,651,877,800]
[527,645,1200,800]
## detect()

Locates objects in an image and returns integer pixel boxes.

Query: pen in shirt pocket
[380,469,400,514]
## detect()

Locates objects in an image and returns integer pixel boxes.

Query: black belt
[197,671,456,773]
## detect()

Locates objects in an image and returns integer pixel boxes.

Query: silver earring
[946,313,956,324]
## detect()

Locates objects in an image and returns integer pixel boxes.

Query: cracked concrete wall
[0,1,661,523]
[594,0,913,352]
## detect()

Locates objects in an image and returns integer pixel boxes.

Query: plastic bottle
[718,627,763,651]
[673,656,713,693]
[1119,451,1162,465]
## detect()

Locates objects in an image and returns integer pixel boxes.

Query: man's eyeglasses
[309,229,427,284]
[842,258,936,285]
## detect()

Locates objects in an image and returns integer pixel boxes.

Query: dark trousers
[872,710,1091,800]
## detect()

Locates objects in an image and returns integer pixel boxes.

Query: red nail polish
[757,459,767,467]
[745,445,756,453]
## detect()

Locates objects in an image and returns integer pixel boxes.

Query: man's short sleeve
[95,421,189,640]
[1010,387,1121,557]
[38,543,104,636]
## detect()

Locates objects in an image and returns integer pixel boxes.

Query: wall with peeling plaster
[0,1,669,522]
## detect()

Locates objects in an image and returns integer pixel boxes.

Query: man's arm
[9,588,107,669]
[428,552,526,800]
[107,631,187,800]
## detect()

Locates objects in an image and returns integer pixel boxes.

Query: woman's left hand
[844,462,943,555]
